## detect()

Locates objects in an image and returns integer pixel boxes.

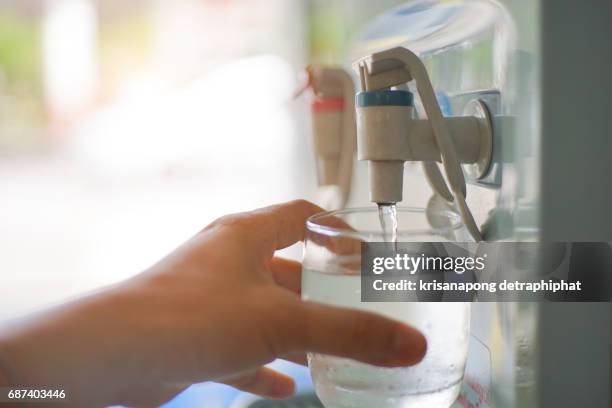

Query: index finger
[218,199,324,253]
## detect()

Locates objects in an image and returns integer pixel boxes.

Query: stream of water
[378,203,398,243]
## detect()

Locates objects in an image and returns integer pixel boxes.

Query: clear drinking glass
[302,207,471,408]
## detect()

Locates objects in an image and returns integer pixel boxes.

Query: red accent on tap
[312,97,345,113]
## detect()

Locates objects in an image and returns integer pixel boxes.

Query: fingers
[249,199,323,251]
[279,300,427,368]
[270,257,302,294]
[214,200,324,253]
[220,366,296,400]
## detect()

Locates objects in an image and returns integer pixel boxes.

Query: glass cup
[302,207,471,408]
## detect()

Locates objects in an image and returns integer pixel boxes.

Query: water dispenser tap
[296,66,356,209]
[353,47,493,241]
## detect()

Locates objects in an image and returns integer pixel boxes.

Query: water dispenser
[241,1,611,406]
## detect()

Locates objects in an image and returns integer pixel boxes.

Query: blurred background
[0,1,405,406]
[0,0,410,316]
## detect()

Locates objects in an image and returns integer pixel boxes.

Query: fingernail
[392,327,427,366]
[269,379,296,400]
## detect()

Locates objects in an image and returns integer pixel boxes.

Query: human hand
[0,200,426,407]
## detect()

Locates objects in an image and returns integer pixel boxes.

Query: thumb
[283,300,427,367]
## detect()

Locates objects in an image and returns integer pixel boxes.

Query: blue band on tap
[356,90,413,107]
